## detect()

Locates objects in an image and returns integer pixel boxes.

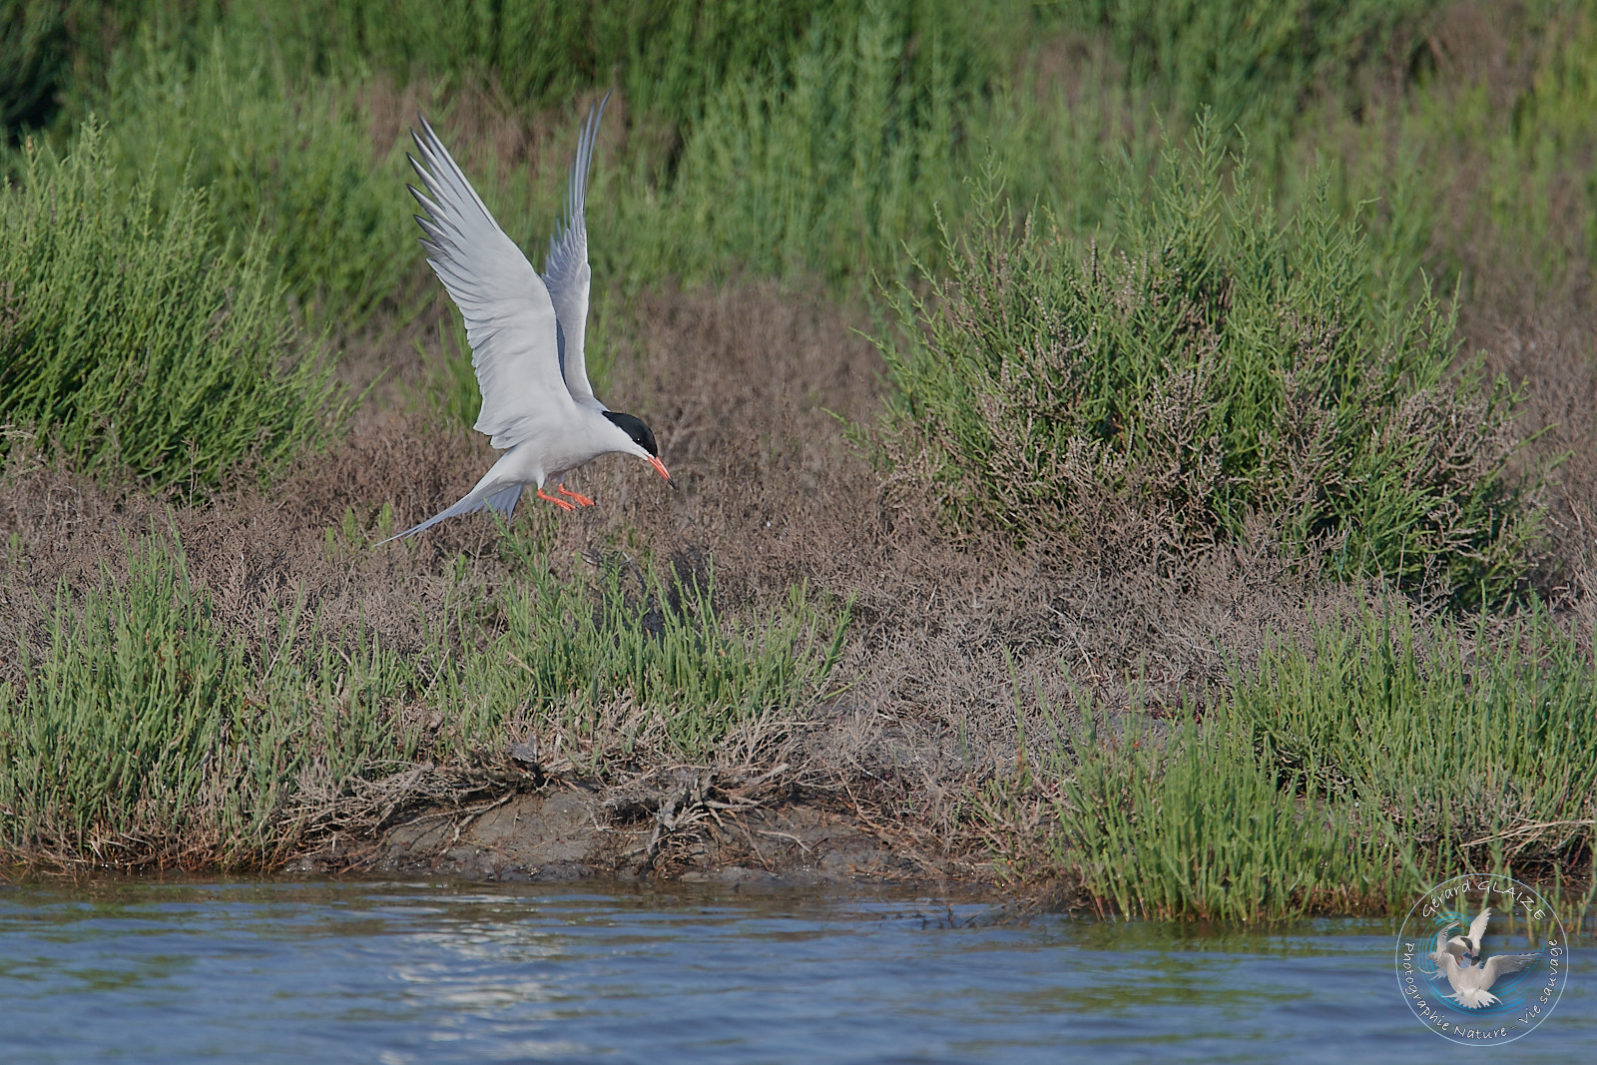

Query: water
[0,879,1592,1064]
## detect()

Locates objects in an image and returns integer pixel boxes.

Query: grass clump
[1052,608,1597,921]
[1058,712,1390,922]
[878,120,1537,605]
[0,119,344,489]
[1230,609,1597,882]
[0,534,418,869]
[86,31,413,323]
[432,538,852,765]
[0,525,849,870]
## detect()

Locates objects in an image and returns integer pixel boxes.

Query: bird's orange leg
[557,484,595,507]
[536,487,576,511]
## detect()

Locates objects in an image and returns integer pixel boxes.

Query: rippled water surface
[1,879,1592,1063]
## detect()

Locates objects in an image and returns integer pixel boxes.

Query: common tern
[1443,905,1493,965]
[1430,919,1539,1009]
[381,96,669,544]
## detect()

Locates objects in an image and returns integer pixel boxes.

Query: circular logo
[1394,873,1568,1044]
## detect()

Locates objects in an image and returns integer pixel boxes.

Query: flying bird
[1443,905,1493,965]
[381,95,670,544]
[1430,920,1539,1009]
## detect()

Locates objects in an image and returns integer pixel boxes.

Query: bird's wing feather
[1481,953,1539,985]
[409,116,572,449]
[541,93,609,409]
[1467,907,1493,952]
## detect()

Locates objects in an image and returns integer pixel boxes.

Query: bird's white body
[381,96,668,544]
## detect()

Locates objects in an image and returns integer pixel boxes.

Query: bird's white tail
[377,483,524,544]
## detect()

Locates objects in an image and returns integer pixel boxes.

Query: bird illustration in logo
[1443,905,1493,966]
[1429,906,1540,1008]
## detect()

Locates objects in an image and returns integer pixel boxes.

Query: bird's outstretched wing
[1480,952,1538,987]
[409,116,572,449]
[1466,907,1493,953]
[541,93,609,409]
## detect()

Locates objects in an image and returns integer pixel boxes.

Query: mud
[299,788,930,887]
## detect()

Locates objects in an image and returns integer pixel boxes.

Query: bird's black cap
[603,411,659,457]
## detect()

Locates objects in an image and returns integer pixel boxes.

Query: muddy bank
[298,787,938,887]
[286,704,1003,888]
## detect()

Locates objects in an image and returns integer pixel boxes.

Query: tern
[381,95,670,544]
[1443,905,1493,965]
[1430,919,1539,1009]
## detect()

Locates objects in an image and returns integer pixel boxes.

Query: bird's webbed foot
[556,484,595,507]
[536,487,577,511]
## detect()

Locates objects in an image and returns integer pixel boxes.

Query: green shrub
[163,0,998,135]
[1401,1,1597,285]
[88,31,413,323]
[621,1,974,285]
[241,0,821,127]
[0,119,344,489]
[1066,0,1441,155]
[0,0,74,136]
[0,534,418,868]
[430,537,852,765]
[877,120,1537,605]
[1230,609,1597,879]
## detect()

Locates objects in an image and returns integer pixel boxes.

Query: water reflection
[0,879,1590,1063]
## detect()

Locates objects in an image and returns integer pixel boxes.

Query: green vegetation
[1059,711,1390,922]
[1231,611,1597,882]
[91,31,415,322]
[0,530,848,867]
[615,0,987,284]
[878,125,1534,605]
[436,547,851,765]
[0,533,413,867]
[0,1,74,134]
[1,0,1594,912]
[1053,609,1597,921]
[0,121,344,490]
[1066,0,1441,156]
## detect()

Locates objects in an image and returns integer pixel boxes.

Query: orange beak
[646,454,673,486]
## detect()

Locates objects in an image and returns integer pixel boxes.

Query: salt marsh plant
[879,121,1537,605]
[1062,0,1442,167]
[1228,609,1597,881]
[1054,608,1597,921]
[426,535,853,766]
[0,529,849,869]
[1058,711,1392,922]
[0,535,418,868]
[89,31,414,323]
[0,120,344,489]
[615,0,983,285]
